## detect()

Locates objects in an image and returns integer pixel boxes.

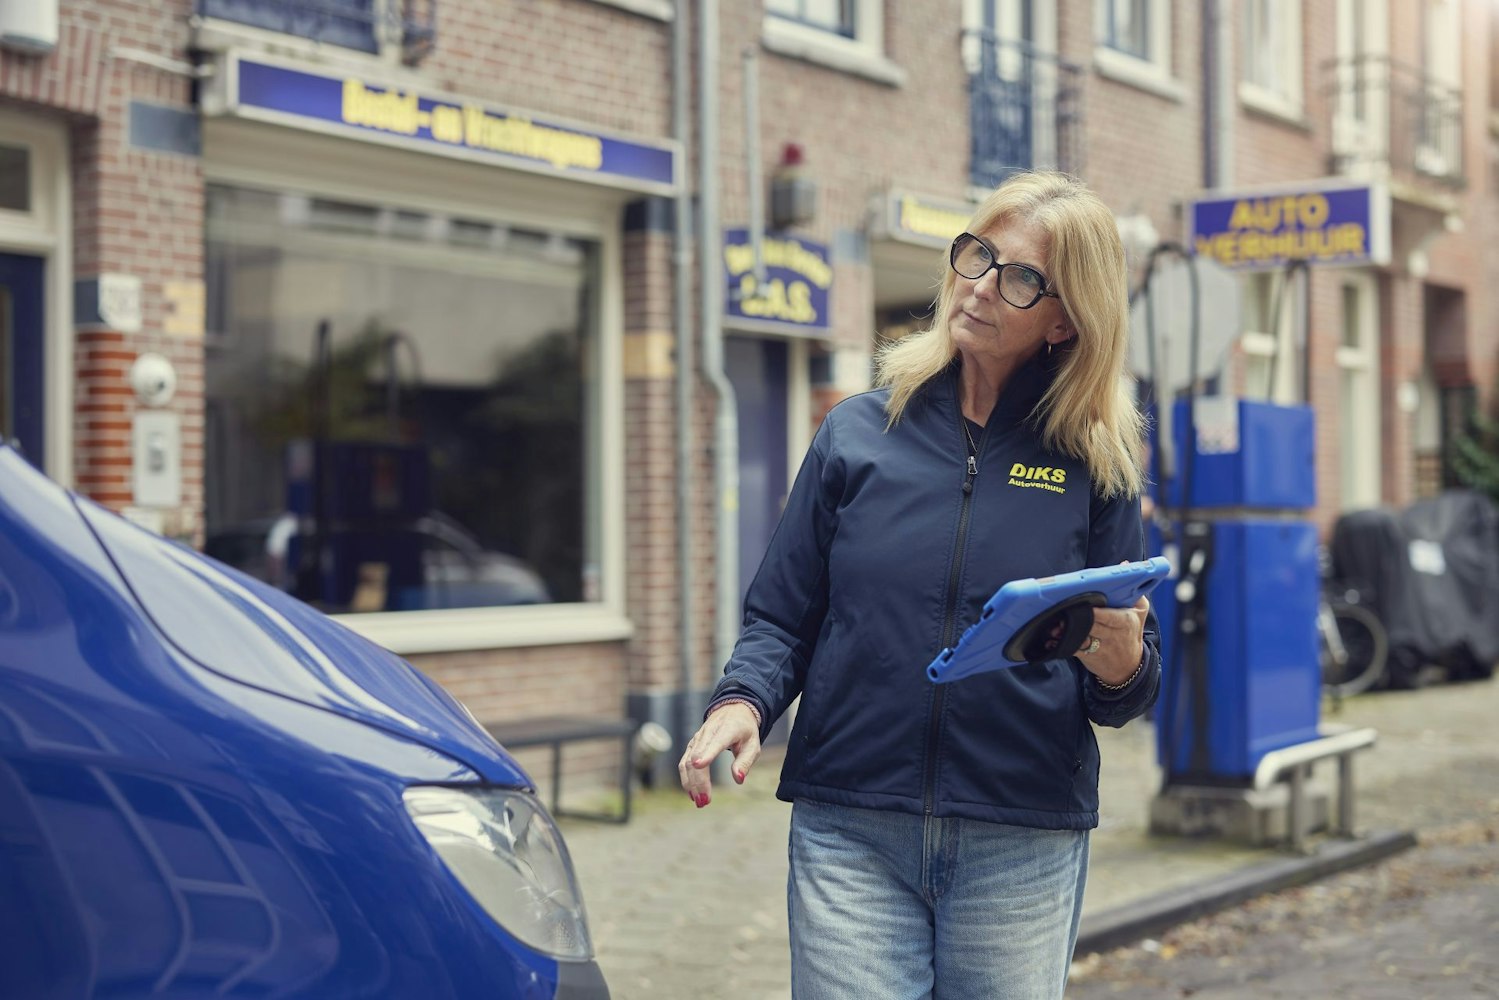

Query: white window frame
[194,0,428,70]
[1238,270,1299,404]
[1239,0,1305,121]
[1337,273,1381,511]
[1332,0,1389,174]
[1415,0,1462,179]
[0,108,73,485]
[202,122,632,653]
[961,0,1064,170]
[1093,0,1181,100]
[587,0,672,21]
[761,0,906,87]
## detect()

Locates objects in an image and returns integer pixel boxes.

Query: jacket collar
[934,347,1061,426]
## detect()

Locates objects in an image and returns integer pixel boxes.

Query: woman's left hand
[1077,596,1149,685]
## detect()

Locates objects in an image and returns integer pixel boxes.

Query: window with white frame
[203,183,606,616]
[1238,270,1299,403]
[767,0,856,38]
[1095,0,1172,86]
[1241,0,1304,116]
[761,0,899,84]
[1098,0,1151,58]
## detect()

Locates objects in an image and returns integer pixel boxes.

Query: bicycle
[1318,586,1388,701]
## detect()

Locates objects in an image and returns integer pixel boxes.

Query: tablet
[925,557,1171,684]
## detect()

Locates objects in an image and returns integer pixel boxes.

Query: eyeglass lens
[951,235,1046,309]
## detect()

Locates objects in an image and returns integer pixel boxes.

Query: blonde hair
[875,171,1146,498]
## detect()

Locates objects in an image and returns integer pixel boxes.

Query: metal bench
[1253,723,1378,852]
[485,715,641,824]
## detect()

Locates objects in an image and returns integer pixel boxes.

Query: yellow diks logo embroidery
[1007,462,1067,494]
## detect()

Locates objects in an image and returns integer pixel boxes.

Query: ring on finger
[1083,635,1101,655]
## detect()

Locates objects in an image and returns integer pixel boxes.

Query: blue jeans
[787,799,1089,1000]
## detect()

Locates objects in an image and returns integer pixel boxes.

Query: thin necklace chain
[962,418,978,456]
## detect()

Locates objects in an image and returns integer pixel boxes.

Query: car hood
[0,450,528,786]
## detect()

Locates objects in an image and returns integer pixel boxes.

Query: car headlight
[402,786,594,960]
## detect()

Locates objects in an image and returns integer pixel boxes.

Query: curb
[1074,828,1418,956]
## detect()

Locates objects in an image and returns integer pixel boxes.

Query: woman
[679,171,1158,999]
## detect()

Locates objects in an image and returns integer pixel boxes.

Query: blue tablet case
[925,557,1171,684]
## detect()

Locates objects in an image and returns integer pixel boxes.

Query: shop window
[203,183,603,616]
[1241,0,1304,118]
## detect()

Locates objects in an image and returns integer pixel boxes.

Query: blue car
[0,447,609,998]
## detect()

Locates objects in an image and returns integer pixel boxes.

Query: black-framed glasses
[949,232,1060,310]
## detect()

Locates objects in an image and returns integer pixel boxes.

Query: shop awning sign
[723,229,832,336]
[1189,182,1390,270]
[873,191,974,248]
[204,52,679,195]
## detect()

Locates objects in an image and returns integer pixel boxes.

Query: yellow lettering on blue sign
[737,274,816,324]
[342,79,421,134]
[1197,191,1367,267]
[339,78,604,171]
[723,238,832,289]
[897,196,969,242]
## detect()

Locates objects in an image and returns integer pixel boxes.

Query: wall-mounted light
[0,0,58,56]
[770,142,817,231]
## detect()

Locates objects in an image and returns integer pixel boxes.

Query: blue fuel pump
[1140,252,1323,786]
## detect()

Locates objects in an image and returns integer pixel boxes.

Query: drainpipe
[1202,0,1234,190]
[672,0,696,751]
[698,0,740,741]
[744,46,766,286]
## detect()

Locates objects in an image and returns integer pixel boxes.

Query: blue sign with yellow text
[723,229,832,335]
[1189,184,1389,270]
[223,56,678,194]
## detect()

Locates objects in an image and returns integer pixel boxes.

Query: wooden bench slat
[486,715,639,748]
[481,715,641,824]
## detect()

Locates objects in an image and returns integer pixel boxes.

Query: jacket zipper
[924,414,981,815]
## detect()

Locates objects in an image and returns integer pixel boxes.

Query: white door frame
[0,108,73,483]
[1337,271,1382,510]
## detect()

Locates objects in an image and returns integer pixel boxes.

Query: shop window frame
[200,171,630,654]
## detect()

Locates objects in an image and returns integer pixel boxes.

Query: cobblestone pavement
[557,677,1499,1000]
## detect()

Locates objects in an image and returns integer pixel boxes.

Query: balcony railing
[198,0,435,62]
[965,31,1084,189]
[1325,55,1464,190]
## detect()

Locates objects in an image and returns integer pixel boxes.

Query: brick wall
[407,641,628,800]
[4,0,204,537]
[1065,1,1202,239]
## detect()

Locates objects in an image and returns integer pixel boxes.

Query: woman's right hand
[678,703,762,808]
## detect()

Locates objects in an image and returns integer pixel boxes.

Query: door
[1337,274,1381,511]
[725,336,789,605]
[0,253,45,466]
[965,0,1037,184]
[1333,0,1388,164]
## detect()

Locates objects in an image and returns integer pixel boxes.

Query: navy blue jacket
[710,352,1160,830]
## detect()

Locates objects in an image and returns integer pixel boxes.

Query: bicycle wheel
[1322,601,1388,698]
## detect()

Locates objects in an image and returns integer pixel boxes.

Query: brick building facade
[3,0,1496,795]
